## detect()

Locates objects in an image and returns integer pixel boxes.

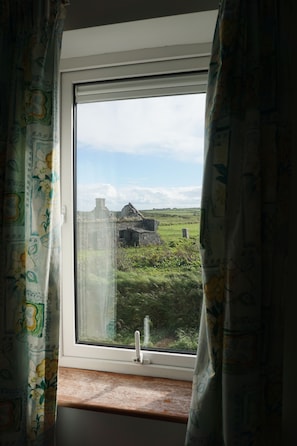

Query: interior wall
[64,0,219,30]
[56,408,187,446]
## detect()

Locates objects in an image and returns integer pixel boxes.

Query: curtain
[0,2,66,445]
[186,1,291,445]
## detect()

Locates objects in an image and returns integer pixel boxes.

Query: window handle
[134,330,143,363]
[133,330,150,365]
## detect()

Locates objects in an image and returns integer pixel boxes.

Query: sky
[76,93,206,212]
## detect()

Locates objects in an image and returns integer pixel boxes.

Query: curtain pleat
[186,1,291,445]
[0,2,66,444]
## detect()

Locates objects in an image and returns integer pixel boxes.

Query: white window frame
[59,13,214,381]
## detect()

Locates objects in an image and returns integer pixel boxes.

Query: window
[60,13,213,380]
[75,79,205,350]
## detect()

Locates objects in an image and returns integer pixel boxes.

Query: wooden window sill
[57,367,192,424]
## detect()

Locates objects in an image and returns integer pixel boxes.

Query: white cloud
[77,183,202,212]
[77,94,205,164]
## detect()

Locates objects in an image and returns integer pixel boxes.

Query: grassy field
[115,207,202,351]
[78,208,203,353]
[158,222,199,243]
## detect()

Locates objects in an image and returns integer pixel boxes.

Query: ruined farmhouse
[77,198,161,249]
[117,202,161,247]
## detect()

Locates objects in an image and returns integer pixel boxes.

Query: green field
[78,208,203,353]
[116,207,202,351]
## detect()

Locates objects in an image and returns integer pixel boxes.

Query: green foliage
[117,238,201,271]
[79,207,203,352]
[113,208,202,351]
[168,329,199,352]
[115,270,202,347]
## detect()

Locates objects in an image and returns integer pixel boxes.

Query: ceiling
[64,0,219,30]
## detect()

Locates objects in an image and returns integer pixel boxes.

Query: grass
[158,223,199,243]
[78,207,203,352]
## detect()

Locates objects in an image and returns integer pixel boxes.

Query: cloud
[77,94,205,164]
[77,183,202,212]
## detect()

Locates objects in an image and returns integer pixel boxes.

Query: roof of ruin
[120,202,144,219]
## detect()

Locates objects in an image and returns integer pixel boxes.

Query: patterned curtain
[186,1,291,445]
[0,2,66,445]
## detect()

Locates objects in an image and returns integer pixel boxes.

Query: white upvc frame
[59,13,213,381]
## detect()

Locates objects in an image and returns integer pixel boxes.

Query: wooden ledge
[57,367,192,424]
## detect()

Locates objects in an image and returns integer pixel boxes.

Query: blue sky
[76,93,205,211]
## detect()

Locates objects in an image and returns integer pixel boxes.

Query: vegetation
[78,208,203,353]
[114,207,202,352]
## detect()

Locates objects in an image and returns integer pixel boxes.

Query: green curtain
[186,1,292,445]
[0,1,66,444]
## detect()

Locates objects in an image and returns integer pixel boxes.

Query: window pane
[75,92,205,353]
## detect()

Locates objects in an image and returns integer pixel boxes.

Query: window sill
[57,367,192,424]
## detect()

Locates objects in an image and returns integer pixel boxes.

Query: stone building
[117,202,161,247]
[77,199,161,249]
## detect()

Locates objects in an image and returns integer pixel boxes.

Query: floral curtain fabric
[0,2,66,445]
[186,1,291,445]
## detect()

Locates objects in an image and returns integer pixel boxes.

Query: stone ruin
[117,202,161,247]
[77,198,161,249]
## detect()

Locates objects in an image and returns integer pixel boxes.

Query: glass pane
[75,92,205,353]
